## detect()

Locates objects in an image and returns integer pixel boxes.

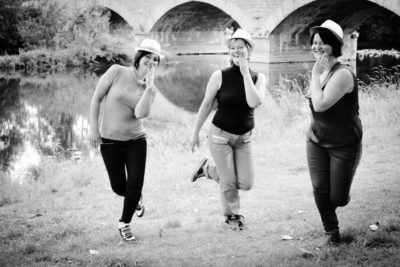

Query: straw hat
[135,39,164,59]
[310,20,344,46]
[226,28,255,48]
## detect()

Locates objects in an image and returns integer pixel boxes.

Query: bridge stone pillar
[343,32,359,62]
[251,37,269,63]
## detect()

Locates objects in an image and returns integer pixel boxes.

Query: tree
[0,0,23,54]
[18,0,66,49]
[358,10,400,50]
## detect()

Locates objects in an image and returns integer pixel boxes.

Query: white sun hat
[226,28,255,48]
[310,19,344,46]
[135,39,164,59]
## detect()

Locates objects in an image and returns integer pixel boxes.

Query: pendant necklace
[131,67,146,88]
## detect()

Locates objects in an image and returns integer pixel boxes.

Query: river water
[0,54,399,182]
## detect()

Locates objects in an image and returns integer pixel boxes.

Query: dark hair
[310,28,342,57]
[133,50,160,69]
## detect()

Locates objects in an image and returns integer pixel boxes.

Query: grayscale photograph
[0,0,399,266]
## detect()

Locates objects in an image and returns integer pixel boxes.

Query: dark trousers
[100,137,147,224]
[306,140,362,232]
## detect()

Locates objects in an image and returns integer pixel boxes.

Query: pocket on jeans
[211,134,229,144]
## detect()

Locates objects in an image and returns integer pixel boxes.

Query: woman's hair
[133,50,160,69]
[228,38,253,53]
[310,28,342,57]
[228,38,252,65]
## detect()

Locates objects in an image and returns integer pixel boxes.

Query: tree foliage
[54,6,111,50]
[358,10,400,50]
[0,0,127,60]
[0,0,23,55]
[18,1,111,51]
[18,0,66,49]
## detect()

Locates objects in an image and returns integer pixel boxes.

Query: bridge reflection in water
[0,54,399,181]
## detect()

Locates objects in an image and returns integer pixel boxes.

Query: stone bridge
[95,0,400,63]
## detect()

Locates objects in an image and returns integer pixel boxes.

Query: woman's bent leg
[100,138,127,197]
[306,141,338,232]
[120,137,147,224]
[329,143,362,207]
[234,133,255,191]
[208,126,238,216]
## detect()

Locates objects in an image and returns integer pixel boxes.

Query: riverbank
[1,85,399,266]
[1,48,399,72]
[0,48,132,73]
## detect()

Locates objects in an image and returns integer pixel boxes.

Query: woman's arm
[311,56,354,112]
[190,70,221,152]
[89,65,116,148]
[239,57,265,108]
[135,67,157,119]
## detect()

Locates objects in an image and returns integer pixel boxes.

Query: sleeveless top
[307,62,363,147]
[100,65,146,141]
[212,64,258,135]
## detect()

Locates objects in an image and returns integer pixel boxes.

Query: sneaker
[135,198,145,217]
[118,222,135,242]
[224,215,245,230]
[325,229,341,245]
[190,157,208,182]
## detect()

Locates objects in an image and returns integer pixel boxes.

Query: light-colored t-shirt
[100,65,145,141]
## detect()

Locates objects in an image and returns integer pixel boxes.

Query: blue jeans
[306,140,362,232]
[100,137,147,224]
[207,123,255,216]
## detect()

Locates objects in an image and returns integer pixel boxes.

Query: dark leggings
[100,137,147,224]
[306,140,362,232]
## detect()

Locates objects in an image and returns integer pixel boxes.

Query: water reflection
[0,73,96,180]
[0,54,399,178]
[157,55,228,112]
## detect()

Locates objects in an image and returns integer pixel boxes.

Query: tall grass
[1,69,400,266]
[358,65,400,93]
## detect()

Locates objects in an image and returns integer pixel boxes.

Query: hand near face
[145,66,155,92]
[312,54,328,76]
[238,56,250,77]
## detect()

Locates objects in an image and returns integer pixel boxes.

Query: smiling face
[138,53,160,70]
[228,39,251,65]
[311,33,333,59]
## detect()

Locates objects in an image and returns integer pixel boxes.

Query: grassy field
[1,87,400,267]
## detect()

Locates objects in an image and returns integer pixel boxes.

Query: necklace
[131,67,146,87]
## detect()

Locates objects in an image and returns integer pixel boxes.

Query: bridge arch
[147,0,254,33]
[265,0,400,62]
[266,0,400,34]
[95,0,141,31]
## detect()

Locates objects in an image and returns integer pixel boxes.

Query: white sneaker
[135,199,145,217]
[118,222,135,241]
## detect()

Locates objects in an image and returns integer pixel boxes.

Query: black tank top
[212,65,258,135]
[307,62,363,147]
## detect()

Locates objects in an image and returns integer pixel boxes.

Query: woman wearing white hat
[306,20,362,245]
[89,38,163,241]
[190,29,266,230]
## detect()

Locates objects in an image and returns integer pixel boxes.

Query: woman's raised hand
[145,66,155,87]
[238,56,250,77]
[312,54,328,76]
